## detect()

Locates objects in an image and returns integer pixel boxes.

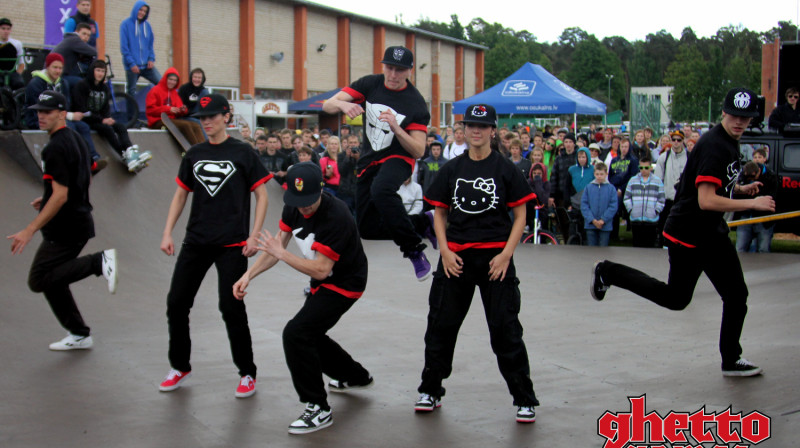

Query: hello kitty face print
[453,177,499,214]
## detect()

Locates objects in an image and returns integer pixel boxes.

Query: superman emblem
[193,160,237,197]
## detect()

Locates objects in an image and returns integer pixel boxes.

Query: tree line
[414,16,798,122]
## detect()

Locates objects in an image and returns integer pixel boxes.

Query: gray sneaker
[288,403,333,434]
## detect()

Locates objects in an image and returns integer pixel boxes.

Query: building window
[782,143,800,170]
[208,87,240,101]
[255,88,293,100]
[440,101,453,127]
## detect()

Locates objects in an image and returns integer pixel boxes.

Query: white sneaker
[137,148,153,163]
[101,249,117,294]
[49,333,93,351]
[288,403,333,434]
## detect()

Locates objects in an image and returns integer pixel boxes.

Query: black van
[739,129,800,234]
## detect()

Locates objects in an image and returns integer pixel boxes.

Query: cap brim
[723,108,760,118]
[381,60,412,68]
[27,104,60,111]
[283,190,320,208]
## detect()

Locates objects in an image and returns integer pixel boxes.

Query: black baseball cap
[284,162,323,207]
[28,91,67,111]
[192,93,231,117]
[381,46,414,69]
[722,87,760,118]
[0,18,12,27]
[429,140,443,149]
[461,104,497,127]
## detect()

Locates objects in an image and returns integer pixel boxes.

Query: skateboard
[161,113,192,154]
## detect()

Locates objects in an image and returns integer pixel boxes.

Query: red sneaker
[159,369,191,392]
[235,375,256,398]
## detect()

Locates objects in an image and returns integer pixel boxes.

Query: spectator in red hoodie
[145,67,204,145]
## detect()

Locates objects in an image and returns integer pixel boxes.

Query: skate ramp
[0,130,798,447]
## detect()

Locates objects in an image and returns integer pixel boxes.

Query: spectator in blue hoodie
[567,147,594,243]
[608,138,638,239]
[120,1,160,96]
[581,162,618,246]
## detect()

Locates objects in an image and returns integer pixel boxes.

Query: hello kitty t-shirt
[424,150,535,251]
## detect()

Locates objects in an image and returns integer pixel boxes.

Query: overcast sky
[312,0,799,44]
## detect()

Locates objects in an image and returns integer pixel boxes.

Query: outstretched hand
[739,181,762,196]
[255,230,285,259]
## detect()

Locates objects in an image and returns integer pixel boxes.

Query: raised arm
[322,90,363,118]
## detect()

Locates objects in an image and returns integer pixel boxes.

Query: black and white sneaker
[722,358,763,377]
[102,249,118,294]
[516,406,536,423]
[288,403,333,434]
[414,393,441,412]
[590,260,609,301]
[329,376,374,393]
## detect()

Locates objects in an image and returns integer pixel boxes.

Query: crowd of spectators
[2,3,786,250]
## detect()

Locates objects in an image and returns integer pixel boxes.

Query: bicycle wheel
[566,234,583,246]
[13,88,27,129]
[110,92,140,129]
[0,88,19,130]
[537,230,559,245]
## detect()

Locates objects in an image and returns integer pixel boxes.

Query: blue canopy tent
[453,63,606,128]
[287,88,341,113]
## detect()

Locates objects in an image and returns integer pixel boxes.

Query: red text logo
[597,395,770,448]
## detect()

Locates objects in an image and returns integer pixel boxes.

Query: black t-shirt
[40,127,94,242]
[279,192,368,298]
[176,136,271,246]
[664,124,741,247]
[424,150,535,250]
[343,74,430,169]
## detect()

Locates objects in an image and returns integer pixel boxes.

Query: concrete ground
[0,130,797,447]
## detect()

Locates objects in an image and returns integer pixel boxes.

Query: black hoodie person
[72,60,152,172]
[178,68,209,114]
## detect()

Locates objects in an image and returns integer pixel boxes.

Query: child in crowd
[527,162,551,231]
[623,155,665,248]
[734,150,778,253]
[320,136,341,196]
[581,162,617,246]
[567,147,594,243]
[508,138,532,180]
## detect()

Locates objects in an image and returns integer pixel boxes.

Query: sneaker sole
[159,373,192,392]
[106,249,118,295]
[590,260,605,301]
[235,389,256,398]
[416,270,432,282]
[329,378,375,393]
[49,342,92,351]
[516,416,536,423]
[414,403,441,412]
[722,367,763,377]
[288,418,333,435]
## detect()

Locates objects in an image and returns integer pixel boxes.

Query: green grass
[608,227,800,254]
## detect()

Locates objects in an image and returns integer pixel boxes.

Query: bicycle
[0,56,23,130]
[104,54,139,129]
[521,202,559,245]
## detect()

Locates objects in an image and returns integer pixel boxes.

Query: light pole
[605,74,614,125]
